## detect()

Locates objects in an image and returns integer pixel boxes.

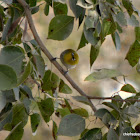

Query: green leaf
[30,113,40,133]
[94,108,117,124]
[53,2,68,15]
[112,31,121,51]
[0,91,6,111]
[17,61,31,85]
[135,27,140,41]
[127,15,139,27]
[29,0,37,7]
[59,79,72,94]
[73,108,89,118]
[121,84,137,93]
[103,102,119,112]
[1,18,12,42]
[72,96,90,105]
[115,12,127,27]
[13,87,20,101]
[136,59,140,74]
[58,114,85,136]
[37,98,54,123]
[56,108,71,117]
[107,128,118,140]
[64,99,72,111]
[52,121,57,140]
[112,95,123,108]
[5,122,24,140]
[85,68,122,82]
[0,64,17,90]
[48,15,74,40]
[23,43,32,58]
[0,46,25,76]
[81,128,102,140]
[42,70,60,91]
[77,32,88,50]
[45,0,52,6]
[33,55,45,78]
[84,25,99,46]
[122,0,133,16]
[69,0,85,19]
[30,39,41,54]
[125,40,140,67]
[44,3,49,16]
[31,6,39,15]
[90,45,99,67]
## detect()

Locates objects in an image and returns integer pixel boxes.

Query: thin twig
[16,0,97,112]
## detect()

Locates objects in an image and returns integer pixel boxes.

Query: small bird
[60,49,79,71]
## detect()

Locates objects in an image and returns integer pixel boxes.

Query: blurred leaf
[17,61,31,85]
[112,95,123,108]
[59,79,72,94]
[13,87,20,101]
[125,40,140,67]
[0,92,6,112]
[48,15,74,40]
[37,98,54,123]
[0,46,25,76]
[1,18,12,42]
[58,114,85,136]
[85,68,122,82]
[77,32,88,50]
[127,15,139,27]
[64,99,72,111]
[5,122,24,140]
[44,3,49,16]
[77,0,93,9]
[78,9,85,28]
[115,12,127,27]
[135,27,140,41]
[121,84,137,93]
[112,31,121,51]
[53,2,68,15]
[69,0,85,19]
[31,6,39,15]
[107,128,118,140]
[99,2,109,18]
[22,98,31,114]
[30,113,40,133]
[29,0,37,7]
[81,128,102,140]
[73,108,88,118]
[1,0,13,4]
[84,25,99,46]
[20,85,34,100]
[72,96,90,105]
[56,108,71,117]
[80,129,89,138]
[102,113,111,125]
[52,121,57,140]
[103,102,119,112]
[122,0,133,16]
[45,0,52,6]
[90,45,100,67]
[0,65,17,90]
[42,70,60,91]
[33,55,45,78]
[23,43,32,58]
[30,39,41,55]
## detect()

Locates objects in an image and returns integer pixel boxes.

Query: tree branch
[17,0,97,112]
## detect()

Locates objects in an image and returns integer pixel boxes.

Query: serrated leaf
[58,114,85,136]
[81,128,102,140]
[37,98,54,123]
[53,2,68,15]
[30,113,40,133]
[0,65,17,90]
[59,79,72,94]
[73,108,89,118]
[42,70,60,91]
[72,96,90,105]
[77,32,88,50]
[125,40,140,67]
[85,68,122,82]
[121,84,137,93]
[48,15,74,40]
[0,46,25,76]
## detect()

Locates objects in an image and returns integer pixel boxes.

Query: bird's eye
[71,53,75,61]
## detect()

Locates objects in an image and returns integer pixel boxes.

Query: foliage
[0,0,140,139]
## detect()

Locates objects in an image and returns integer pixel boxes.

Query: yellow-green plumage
[60,49,79,69]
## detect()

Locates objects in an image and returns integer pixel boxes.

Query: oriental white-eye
[60,49,79,70]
